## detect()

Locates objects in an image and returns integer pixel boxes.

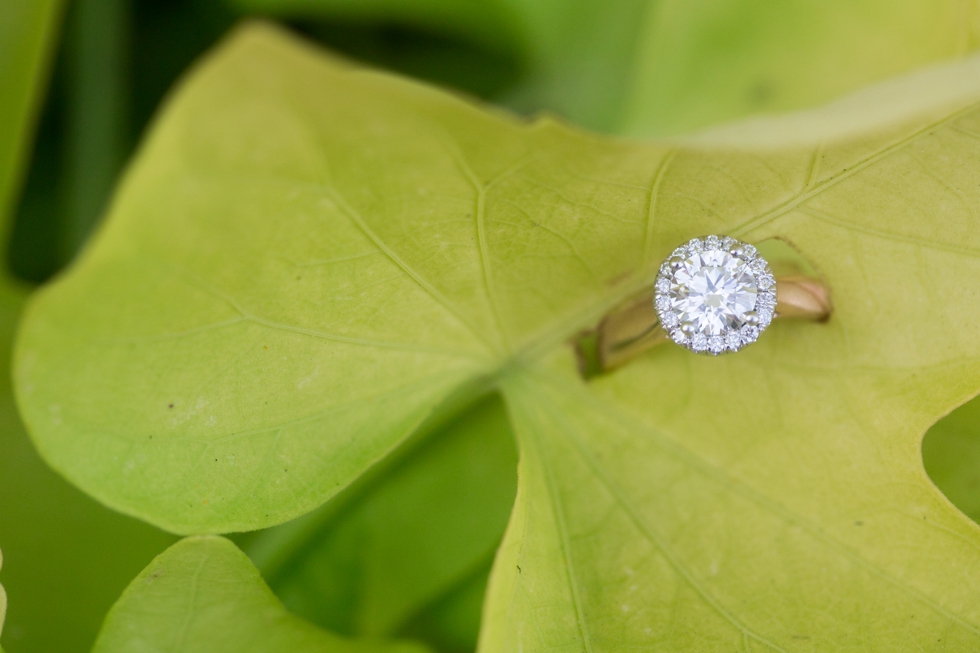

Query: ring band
[576,236,832,376]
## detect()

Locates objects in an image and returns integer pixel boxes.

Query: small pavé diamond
[758,307,773,327]
[655,235,776,355]
[740,325,759,343]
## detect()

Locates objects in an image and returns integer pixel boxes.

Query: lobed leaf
[13,22,980,649]
[92,536,430,653]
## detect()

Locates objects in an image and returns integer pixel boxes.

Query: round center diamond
[671,249,756,335]
[654,236,776,355]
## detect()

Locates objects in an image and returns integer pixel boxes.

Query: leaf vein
[643,150,677,268]
[731,100,980,237]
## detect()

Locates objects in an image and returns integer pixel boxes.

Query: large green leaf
[92,535,430,653]
[242,393,516,652]
[0,0,63,247]
[14,23,980,649]
[227,0,980,135]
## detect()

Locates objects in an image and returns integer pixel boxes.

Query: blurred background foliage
[1,0,980,652]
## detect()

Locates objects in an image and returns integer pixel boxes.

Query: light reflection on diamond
[654,236,775,355]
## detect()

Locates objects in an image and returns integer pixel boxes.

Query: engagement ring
[578,235,832,376]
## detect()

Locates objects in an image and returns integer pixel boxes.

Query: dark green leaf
[242,394,516,651]
[924,396,980,524]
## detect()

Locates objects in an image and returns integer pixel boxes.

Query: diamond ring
[577,235,832,376]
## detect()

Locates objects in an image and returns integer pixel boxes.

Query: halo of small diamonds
[654,236,776,355]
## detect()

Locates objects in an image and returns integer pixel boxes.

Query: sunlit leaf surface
[14,24,980,650]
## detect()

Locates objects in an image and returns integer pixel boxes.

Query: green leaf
[0,0,63,247]
[92,536,430,653]
[924,396,980,524]
[0,280,177,653]
[14,22,980,648]
[241,393,516,651]
[226,0,980,135]
[398,561,493,653]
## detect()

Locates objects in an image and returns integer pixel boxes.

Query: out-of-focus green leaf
[0,279,177,653]
[229,0,980,136]
[290,22,522,102]
[8,0,240,284]
[59,0,129,259]
[924,396,980,524]
[243,394,516,652]
[92,536,431,653]
[399,562,492,653]
[0,0,63,249]
[227,0,650,130]
[228,0,520,54]
[621,0,980,136]
[15,23,980,649]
